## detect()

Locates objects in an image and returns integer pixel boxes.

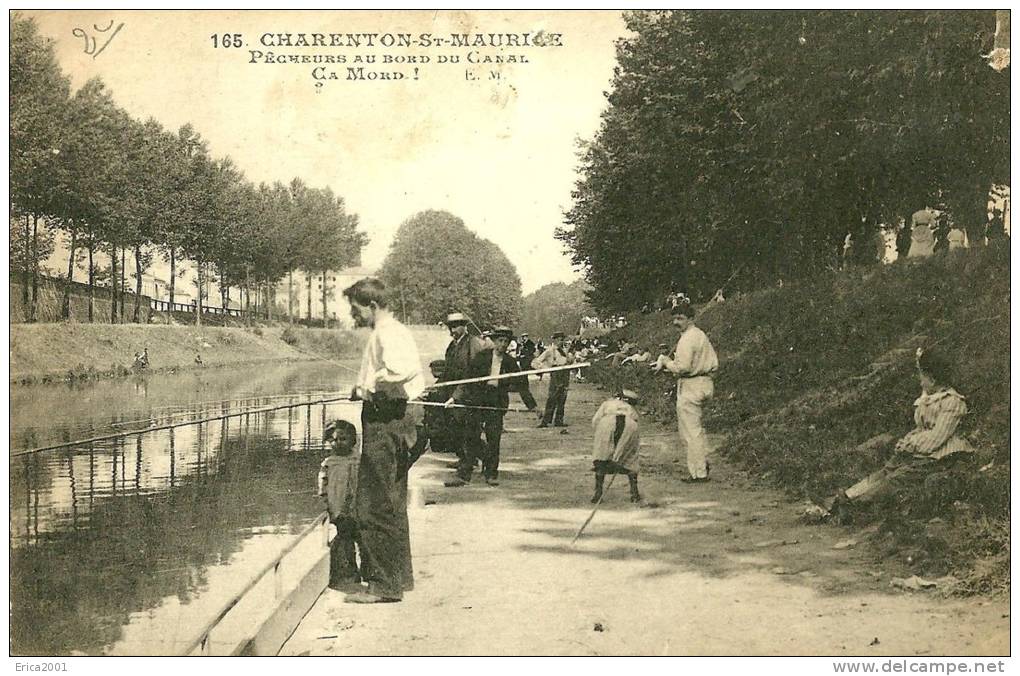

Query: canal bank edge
[10,324,341,384]
[9,323,452,385]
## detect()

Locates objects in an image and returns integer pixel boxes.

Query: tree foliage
[520,280,595,339]
[8,13,366,323]
[559,10,1009,311]
[379,210,523,326]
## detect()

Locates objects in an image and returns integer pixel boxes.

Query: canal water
[9,361,371,656]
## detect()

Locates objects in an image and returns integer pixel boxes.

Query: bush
[281,325,299,346]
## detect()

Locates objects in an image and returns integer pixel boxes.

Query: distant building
[276,266,376,328]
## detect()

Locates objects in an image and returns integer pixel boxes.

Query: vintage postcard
[8,8,1011,665]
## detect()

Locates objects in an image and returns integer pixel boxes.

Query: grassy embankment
[589,244,1009,593]
[9,323,367,384]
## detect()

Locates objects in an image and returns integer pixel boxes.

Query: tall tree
[10,14,70,320]
[57,78,131,322]
[560,11,1009,311]
[379,210,523,326]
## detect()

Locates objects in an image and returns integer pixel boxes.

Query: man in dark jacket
[517,332,537,371]
[452,326,538,486]
[441,312,488,486]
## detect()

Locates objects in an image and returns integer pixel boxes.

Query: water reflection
[9,362,353,452]
[10,398,362,656]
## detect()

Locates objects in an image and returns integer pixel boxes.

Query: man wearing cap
[441,312,489,481]
[343,278,424,603]
[448,326,538,486]
[653,301,718,482]
[534,331,575,428]
[518,332,537,371]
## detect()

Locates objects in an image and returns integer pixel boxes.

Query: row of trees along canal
[10,14,367,325]
[558,11,1010,311]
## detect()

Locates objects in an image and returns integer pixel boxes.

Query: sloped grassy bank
[9,324,365,384]
[589,243,1009,592]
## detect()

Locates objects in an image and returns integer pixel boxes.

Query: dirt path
[281,382,1008,656]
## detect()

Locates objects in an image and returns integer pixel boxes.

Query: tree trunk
[243,275,250,324]
[29,214,39,322]
[267,283,275,322]
[288,271,294,324]
[169,249,176,307]
[21,215,30,318]
[63,225,77,320]
[322,270,328,328]
[120,247,127,320]
[195,262,203,327]
[110,245,119,323]
[87,241,95,323]
[896,212,912,260]
[133,246,142,322]
[306,272,313,322]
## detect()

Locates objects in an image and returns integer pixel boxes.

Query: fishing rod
[572,474,617,544]
[413,400,536,414]
[427,362,591,390]
[108,393,340,429]
[107,360,582,429]
[11,394,355,458]
[15,364,585,458]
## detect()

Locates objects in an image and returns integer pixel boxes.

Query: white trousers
[676,376,714,479]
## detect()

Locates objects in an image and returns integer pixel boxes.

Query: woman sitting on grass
[815,346,974,521]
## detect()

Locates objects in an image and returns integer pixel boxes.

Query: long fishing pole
[17,364,581,457]
[12,394,355,458]
[427,362,590,390]
[571,474,617,545]
[413,400,535,414]
[107,360,580,428]
[109,393,340,429]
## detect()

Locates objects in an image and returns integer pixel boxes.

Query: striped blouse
[895,387,974,459]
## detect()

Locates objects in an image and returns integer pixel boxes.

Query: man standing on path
[343,278,424,603]
[460,326,538,486]
[534,331,575,428]
[441,312,488,487]
[653,300,718,482]
[518,332,537,371]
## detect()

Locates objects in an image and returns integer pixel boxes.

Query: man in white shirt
[343,278,423,603]
[653,300,718,482]
[534,331,574,427]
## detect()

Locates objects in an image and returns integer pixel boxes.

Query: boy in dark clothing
[318,419,363,592]
[410,360,456,465]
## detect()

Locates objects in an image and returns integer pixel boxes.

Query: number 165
[211,33,243,48]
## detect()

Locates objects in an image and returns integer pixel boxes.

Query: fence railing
[149,298,246,317]
[181,511,332,656]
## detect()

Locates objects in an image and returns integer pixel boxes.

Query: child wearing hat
[318,419,363,592]
[590,389,642,503]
